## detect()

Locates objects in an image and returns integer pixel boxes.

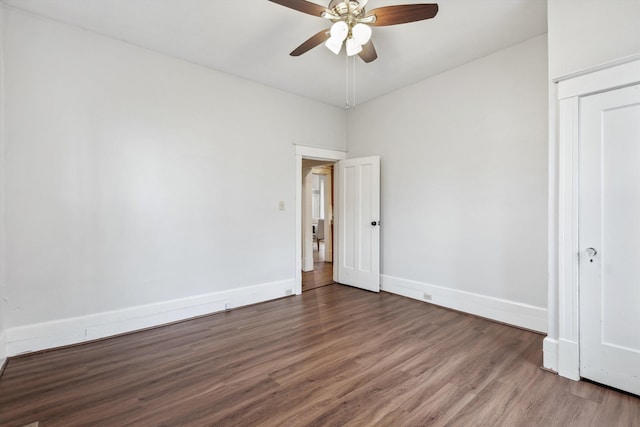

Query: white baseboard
[6,279,295,357]
[381,275,547,333]
[543,337,559,373]
[0,328,7,371]
[558,338,580,381]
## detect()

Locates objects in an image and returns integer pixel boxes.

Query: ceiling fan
[268,0,439,63]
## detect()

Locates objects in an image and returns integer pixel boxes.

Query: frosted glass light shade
[352,23,372,46]
[346,37,363,56]
[325,37,343,54]
[330,21,348,41]
[325,21,349,55]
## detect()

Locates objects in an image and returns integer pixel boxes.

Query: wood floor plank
[302,259,334,292]
[0,284,638,426]
[399,382,476,427]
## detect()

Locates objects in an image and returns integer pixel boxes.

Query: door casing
[295,145,346,295]
[546,55,640,380]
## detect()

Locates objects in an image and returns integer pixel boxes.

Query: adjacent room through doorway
[301,160,335,292]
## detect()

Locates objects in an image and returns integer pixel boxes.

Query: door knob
[371,221,377,226]
[585,247,598,257]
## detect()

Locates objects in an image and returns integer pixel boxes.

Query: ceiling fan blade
[268,0,328,17]
[290,29,330,56]
[358,40,378,63]
[367,4,439,26]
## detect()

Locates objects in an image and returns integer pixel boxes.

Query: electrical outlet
[423,293,432,301]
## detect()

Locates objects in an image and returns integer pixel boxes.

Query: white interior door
[579,83,640,395]
[336,156,380,292]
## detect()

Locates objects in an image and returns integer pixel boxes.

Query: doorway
[294,145,347,295]
[302,162,335,292]
[550,56,640,392]
[294,145,381,295]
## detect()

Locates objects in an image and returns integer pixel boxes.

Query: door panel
[579,84,640,395]
[336,156,380,292]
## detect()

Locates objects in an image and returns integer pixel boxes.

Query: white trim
[295,145,347,161]
[381,275,547,333]
[543,337,559,373]
[554,94,582,381]
[556,57,640,100]
[559,338,580,381]
[552,57,640,381]
[545,80,559,371]
[296,152,302,292]
[6,278,295,356]
[557,97,581,381]
[0,329,7,369]
[294,145,346,295]
[553,52,640,85]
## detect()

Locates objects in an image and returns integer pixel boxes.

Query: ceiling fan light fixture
[345,37,363,56]
[329,20,348,40]
[351,23,372,45]
[325,37,343,54]
[325,20,349,55]
[321,10,340,20]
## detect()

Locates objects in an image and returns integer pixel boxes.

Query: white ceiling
[4,0,548,107]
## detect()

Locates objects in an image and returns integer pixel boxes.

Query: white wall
[347,35,549,331]
[548,0,640,78]
[0,2,7,367]
[3,9,345,354]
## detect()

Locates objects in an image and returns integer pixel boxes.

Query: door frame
[546,55,640,380]
[295,145,347,295]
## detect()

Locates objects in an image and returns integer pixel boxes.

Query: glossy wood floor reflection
[301,261,334,292]
[1,285,638,426]
[302,242,334,292]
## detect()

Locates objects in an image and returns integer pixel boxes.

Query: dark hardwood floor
[0,284,638,426]
[302,241,334,292]
[302,261,334,292]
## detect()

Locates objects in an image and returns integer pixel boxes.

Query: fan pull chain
[345,53,349,109]
[352,54,356,109]
[345,55,357,110]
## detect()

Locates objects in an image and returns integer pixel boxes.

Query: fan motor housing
[328,0,366,20]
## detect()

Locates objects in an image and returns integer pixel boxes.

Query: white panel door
[336,156,380,292]
[579,83,640,395]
